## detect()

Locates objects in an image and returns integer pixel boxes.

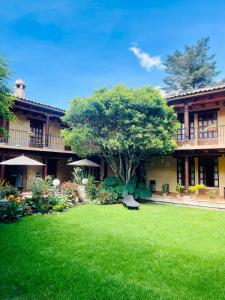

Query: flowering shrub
[0,184,19,200]
[0,194,22,223]
[60,181,78,202]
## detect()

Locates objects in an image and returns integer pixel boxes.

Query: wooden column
[43,156,48,178]
[0,153,5,181]
[184,104,189,142]
[184,155,189,195]
[45,115,50,147]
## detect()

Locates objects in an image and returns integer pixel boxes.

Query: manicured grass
[1,204,225,299]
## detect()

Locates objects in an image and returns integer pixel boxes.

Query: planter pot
[176,193,181,200]
[162,193,168,197]
[77,185,87,203]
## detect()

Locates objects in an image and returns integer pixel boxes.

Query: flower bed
[0,177,79,223]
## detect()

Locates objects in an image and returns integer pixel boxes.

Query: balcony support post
[45,115,50,147]
[0,153,5,181]
[184,155,189,195]
[184,104,189,142]
[43,156,48,178]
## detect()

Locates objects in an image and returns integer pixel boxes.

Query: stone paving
[150,194,225,210]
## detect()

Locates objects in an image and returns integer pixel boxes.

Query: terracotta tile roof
[15,96,65,114]
[165,82,225,101]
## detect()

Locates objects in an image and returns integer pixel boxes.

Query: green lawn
[1,204,225,300]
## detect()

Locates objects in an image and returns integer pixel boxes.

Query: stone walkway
[149,195,225,210]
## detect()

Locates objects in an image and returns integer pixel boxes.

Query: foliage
[60,181,78,202]
[188,184,205,193]
[31,177,56,213]
[48,195,62,206]
[207,189,218,200]
[0,195,22,223]
[0,54,15,137]
[52,203,66,212]
[103,176,151,200]
[0,184,19,200]
[175,183,182,193]
[62,84,179,184]
[97,190,117,205]
[73,167,88,184]
[164,37,220,90]
[20,197,34,216]
[86,176,98,202]
[162,183,169,194]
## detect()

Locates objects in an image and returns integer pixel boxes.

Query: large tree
[62,84,179,184]
[164,37,219,90]
[0,54,14,136]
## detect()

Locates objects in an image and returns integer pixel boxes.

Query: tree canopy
[62,84,179,184]
[0,54,14,135]
[164,37,219,90]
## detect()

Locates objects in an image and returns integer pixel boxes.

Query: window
[30,120,43,147]
[177,113,194,140]
[198,110,218,139]
[177,157,195,186]
[199,157,219,187]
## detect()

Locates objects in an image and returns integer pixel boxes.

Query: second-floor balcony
[175,124,225,149]
[0,129,71,152]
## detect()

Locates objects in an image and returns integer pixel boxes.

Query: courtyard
[1,204,225,300]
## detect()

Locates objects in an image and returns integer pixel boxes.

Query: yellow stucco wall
[147,156,177,193]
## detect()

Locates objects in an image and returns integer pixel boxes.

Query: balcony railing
[175,125,225,148]
[0,129,70,151]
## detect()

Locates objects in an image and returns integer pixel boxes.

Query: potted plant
[162,183,169,197]
[175,183,182,199]
[188,184,205,199]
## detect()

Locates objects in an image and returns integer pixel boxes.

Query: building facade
[148,83,225,198]
[0,80,77,190]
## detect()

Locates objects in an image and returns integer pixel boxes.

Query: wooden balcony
[0,129,72,153]
[175,125,225,150]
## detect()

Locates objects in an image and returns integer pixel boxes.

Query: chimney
[14,79,26,98]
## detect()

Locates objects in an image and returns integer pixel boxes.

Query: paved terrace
[150,194,225,210]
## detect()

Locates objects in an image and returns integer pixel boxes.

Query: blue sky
[1,0,225,109]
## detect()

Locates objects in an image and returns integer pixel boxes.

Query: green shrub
[175,183,182,193]
[97,190,118,205]
[48,195,61,206]
[31,177,56,213]
[162,184,169,194]
[86,176,98,202]
[103,176,151,201]
[52,203,65,212]
[0,196,22,223]
[20,197,33,216]
[0,184,19,200]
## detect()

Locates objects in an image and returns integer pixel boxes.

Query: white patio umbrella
[0,155,45,166]
[68,158,100,167]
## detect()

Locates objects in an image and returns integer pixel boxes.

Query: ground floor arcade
[0,149,76,190]
[147,151,225,198]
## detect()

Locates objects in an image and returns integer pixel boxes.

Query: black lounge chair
[122,194,140,210]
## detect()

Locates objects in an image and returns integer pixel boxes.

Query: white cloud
[129,44,164,72]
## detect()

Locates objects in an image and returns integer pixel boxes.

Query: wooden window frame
[198,157,219,187]
[198,110,218,139]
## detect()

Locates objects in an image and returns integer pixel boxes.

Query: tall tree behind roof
[163,37,220,90]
